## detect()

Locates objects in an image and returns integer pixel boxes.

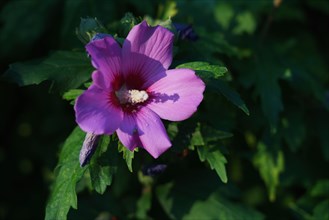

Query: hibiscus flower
[75,21,205,158]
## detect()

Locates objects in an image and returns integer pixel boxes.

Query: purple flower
[74,21,205,158]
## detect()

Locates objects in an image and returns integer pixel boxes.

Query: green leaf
[120,12,138,37]
[118,142,135,172]
[76,17,107,44]
[310,180,329,197]
[281,113,306,152]
[3,51,93,93]
[214,3,234,30]
[233,11,257,35]
[167,122,179,139]
[252,142,284,201]
[89,136,118,194]
[62,89,84,104]
[135,187,152,220]
[189,123,205,149]
[156,171,264,220]
[197,146,228,183]
[257,72,283,129]
[176,61,228,79]
[201,125,233,143]
[176,62,249,115]
[158,0,178,20]
[313,200,329,220]
[210,79,250,115]
[45,127,87,220]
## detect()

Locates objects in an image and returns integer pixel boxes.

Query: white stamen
[116,87,149,105]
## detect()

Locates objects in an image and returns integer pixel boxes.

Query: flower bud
[79,133,100,167]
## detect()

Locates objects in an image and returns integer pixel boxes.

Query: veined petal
[116,113,141,151]
[147,69,205,121]
[122,21,174,89]
[135,107,172,158]
[86,36,122,88]
[74,85,123,135]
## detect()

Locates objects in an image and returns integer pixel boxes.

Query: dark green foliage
[1,0,329,219]
[4,51,93,93]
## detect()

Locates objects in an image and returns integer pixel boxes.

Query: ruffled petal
[86,36,122,89]
[146,69,205,121]
[74,85,123,135]
[122,21,174,89]
[116,113,141,151]
[135,107,172,158]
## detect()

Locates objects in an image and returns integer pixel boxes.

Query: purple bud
[79,133,100,167]
[142,164,167,176]
[91,33,112,41]
[173,23,198,41]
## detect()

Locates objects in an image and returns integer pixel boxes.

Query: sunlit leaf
[176,61,228,79]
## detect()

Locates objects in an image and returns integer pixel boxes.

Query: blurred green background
[1,0,328,219]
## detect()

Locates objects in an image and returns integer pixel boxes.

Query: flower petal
[135,107,172,158]
[91,70,112,90]
[122,21,174,89]
[116,113,141,151]
[74,85,123,135]
[146,69,205,121]
[86,36,122,89]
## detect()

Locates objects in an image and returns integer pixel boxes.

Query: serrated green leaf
[176,61,228,79]
[197,146,228,183]
[252,142,284,201]
[45,127,87,220]
[89,136,118,194]
[3,51,93,93]
[118,142,135,172]
[190,123,205,148]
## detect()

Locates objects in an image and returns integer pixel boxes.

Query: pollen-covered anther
[116,88,149,105]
